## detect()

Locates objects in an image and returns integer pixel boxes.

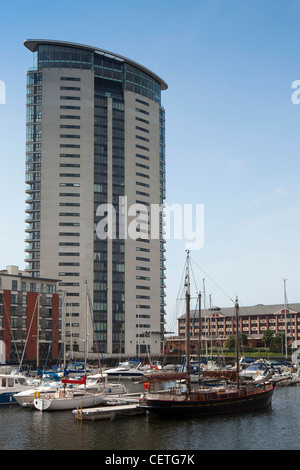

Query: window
[136,107,149,115]
[60,76,80,81]
[136,153,149,161]
[59,242,80,246]
[60,125,80,129]
[136,116,149,125]
[60,164,80,168]
[59,232,80,236]
[136,98,149,107]
[136,126,149,133]
[60,86,80,91]
[59,202,80,206]
[136,135,149,142]
[136,181,150,188]
[136,144,149,152]
[59,252,80,256]
[12,280,18,291]
[60,134,80,139]
[136,162,149,170]
[60,154,80,158]
[59,222,80,226]
[136,172,149,179]
[60,144,80,148]
[59,212,80,217]
[60,115,80,119]
[59,173,80,177]
[60,105,80,110]
[59,272,80,276]
[60,96,81,100]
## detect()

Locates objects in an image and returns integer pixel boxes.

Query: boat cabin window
[1,378,7,387]
[17,377,28,385]
[7,378,15,387]
[247,363,266,371]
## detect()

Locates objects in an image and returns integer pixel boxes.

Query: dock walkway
[73,402,145,421]
[72,393,145,421]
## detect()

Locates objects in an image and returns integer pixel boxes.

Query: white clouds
[227,158,246,172]
[271,187,286,198]
[247,186,287,209]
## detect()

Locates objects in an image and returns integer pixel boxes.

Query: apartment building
[0,266,60,363]
[24,39,167,357]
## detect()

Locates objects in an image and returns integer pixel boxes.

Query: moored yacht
[0,374,32,405]
[105,360,145,378]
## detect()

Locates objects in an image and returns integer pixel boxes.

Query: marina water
[1,382,300,451]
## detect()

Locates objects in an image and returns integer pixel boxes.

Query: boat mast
[284,279,288,364]
[185,250,191,394]
[198,291,201,382]
[235,296,240,388]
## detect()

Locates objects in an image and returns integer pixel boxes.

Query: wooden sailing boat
[139,251,275,417]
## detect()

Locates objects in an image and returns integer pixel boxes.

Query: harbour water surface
[1,383,300,451]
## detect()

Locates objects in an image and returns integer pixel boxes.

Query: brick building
[0,266,60,363]
[165,302,300,353]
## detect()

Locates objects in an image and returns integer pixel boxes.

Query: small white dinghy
[33,374,104,411]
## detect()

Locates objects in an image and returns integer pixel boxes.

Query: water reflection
[0,385,300,450]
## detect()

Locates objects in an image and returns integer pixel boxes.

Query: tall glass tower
[24,40,167,358]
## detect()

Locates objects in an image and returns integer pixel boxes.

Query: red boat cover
[61,374,87,385]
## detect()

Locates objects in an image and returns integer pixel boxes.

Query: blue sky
[1,0,300,330]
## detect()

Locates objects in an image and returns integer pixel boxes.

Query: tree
[226,335,236,351]
[226,334,248,351]
[262,329,274,349]
[273,332,285,353]
[240,333,248,347]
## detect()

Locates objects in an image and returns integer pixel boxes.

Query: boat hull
[140,385,274,418]
[0,392,18,405]
[34,392,104,411]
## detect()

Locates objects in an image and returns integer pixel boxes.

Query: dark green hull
[140,384,274,418]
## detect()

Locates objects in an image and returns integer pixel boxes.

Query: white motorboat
[77,373,127,395]
[104,361,145,378]
[0,374,32,405]
[13,381,63,408]
[239,359,273,382]
[272,369,300,386]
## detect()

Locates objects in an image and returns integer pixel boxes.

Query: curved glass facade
[34,44,162,104]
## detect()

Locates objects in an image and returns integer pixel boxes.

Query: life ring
[34,391,40,398]
[143,382,150,391]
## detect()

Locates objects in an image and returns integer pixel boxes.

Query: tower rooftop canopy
[24,39,168,91]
